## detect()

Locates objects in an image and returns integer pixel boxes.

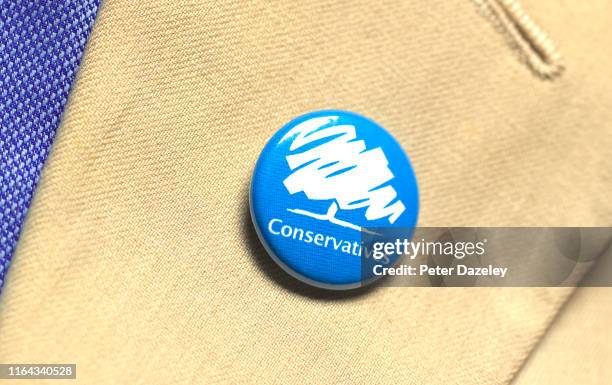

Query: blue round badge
[250,110,419,290]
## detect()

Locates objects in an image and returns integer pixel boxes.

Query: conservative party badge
[250,110,419,290]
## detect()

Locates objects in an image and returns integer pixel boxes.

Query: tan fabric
[1,0,611,384]
[513,288,612,384]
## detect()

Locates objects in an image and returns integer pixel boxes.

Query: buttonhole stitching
[473,0,564,79]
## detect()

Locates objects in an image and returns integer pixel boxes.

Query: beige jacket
[1,0,611,383]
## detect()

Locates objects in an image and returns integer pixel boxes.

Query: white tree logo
[281,115,406,232]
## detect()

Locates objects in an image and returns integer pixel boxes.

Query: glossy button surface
[250,110,419,290]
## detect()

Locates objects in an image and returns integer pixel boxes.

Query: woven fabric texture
[513,288,612,384]
[0,0,100,290]
[0,0,610,384]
